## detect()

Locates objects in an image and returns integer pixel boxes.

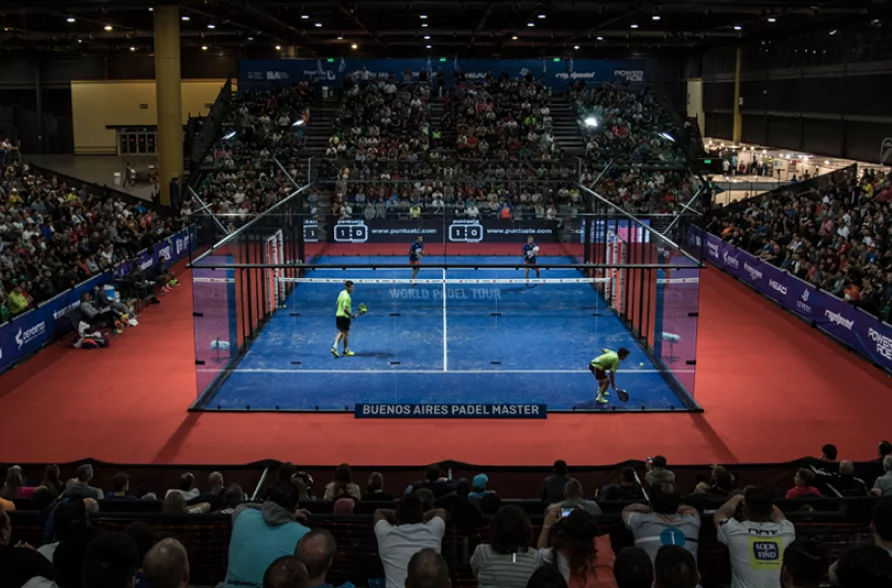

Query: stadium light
[67,17,76,23]
[104,25,113,31]
[223,130,236,140]
[292,119,305,127]
[207,24,215,29]
[658,132,676,142]
[767,17,777,23]
[584,116,598,128]
[181,16,190,21]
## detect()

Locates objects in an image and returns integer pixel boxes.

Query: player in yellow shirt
[589,347,630,405]
[331,280,359,358]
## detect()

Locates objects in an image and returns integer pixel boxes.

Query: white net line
[277,277,611,285]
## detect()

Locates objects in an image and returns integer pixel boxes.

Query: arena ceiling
[1,0,890,56]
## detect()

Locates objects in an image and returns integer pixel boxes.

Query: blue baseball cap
[472,474,488,490]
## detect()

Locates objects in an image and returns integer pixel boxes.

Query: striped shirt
[470,544,546,588]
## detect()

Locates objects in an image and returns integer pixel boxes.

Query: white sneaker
[128,319,139,327]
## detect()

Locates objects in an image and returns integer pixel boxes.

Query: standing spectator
[263,555,310,588]
[106,473,138,500]
[786,469,822,499]
[0,509,57,588]
[65,465,104,500]
[600,468,645,502]
[714,487,795,588]
[374,493,447,588]
[645,457,675,488]
[833,544,892,588]
[406,549,451,588]
[223,483,311,588]
[622,483,700,563]
[555,480,601,516]
[143,538,190,588]
[82,532,140,588]
[613,548,653,588]
[873,455,892,496]
[780,540,826,588]
[166,473,200,500]
[536,508,618,588]
[362,472,394,502]
[471,505,544,588]
[295,529,347,588]
[653,545,699,588]
[323,464,362,501]
[542,461,576,503]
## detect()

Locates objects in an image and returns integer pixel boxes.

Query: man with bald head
[142,538,190,588]
[295,529,338,588]
[405,548,451,588]
[263,555,309,588]
[832,461,868,496]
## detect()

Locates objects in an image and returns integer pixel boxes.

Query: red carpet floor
[0,265,890,466]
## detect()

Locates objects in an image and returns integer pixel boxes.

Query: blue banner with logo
[0,226,196,373]
[355,403,547,418]
[239,58,648,94]
[689,227,892,373]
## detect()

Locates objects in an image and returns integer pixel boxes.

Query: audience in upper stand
[162,492,211,515]
[374,492,447,588]
[712,168,892,320]
[691,465,736,498]
[623,483,701,564]
[409,464,456,499]
[65,464,104,500]
[543,461,577,503]
[166,473,200,500]
[104,473,137,501]
[471,505,543,588]
[785,469,822,499]
[714,487,795,588]
[467,474,500,513]
[613,547,654,588]
[323,463,362,501]
[590,167,697,216]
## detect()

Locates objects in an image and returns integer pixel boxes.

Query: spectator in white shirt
[872,455,892,496]
[713,487,795,588]
[165,473,201,500]
[374,492,447,588]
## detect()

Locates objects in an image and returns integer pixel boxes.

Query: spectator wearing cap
[467,474,500,510]
[873,455,892,496]
[374,492,447,588]
[645,456,675,488]
[613,547,653,588]
[555,479,601,516]
[471,505,544,588]
[65,464,104,500]
[622,483,700,564]
[105,473,138,501]
[542,460,577,503]
[786,468,822,499]
[714,487,795,588]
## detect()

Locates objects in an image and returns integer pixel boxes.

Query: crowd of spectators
[584,166,699,216]
[710,167,892,319]
[3,443,892,588]
[0,161,184,322]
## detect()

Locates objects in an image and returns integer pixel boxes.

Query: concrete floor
[29,155,158,202]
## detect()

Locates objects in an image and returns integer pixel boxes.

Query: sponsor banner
[0,226,195,373]
[690,226,892,372]
[323,217,560,244]
[355,403,547,419]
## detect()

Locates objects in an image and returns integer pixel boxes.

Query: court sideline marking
[442,268,448,371]
[196,368,694,374]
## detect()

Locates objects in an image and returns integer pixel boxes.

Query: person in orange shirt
[843,281,860,302]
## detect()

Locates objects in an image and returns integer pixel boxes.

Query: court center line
[442,268,448,372]
[196,368,695,375]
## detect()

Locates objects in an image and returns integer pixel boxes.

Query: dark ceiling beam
[337,1,388,49]
[467,2,495,48]
[294,28,742,38]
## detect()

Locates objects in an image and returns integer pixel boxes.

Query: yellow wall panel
[71,79,228,155]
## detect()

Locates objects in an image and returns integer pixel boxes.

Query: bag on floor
[81,336,109,349]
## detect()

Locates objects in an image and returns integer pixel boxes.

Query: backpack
[81,336,110,349]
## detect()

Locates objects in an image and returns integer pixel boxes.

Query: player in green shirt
[589,347,630,405]
[331,280,359,358]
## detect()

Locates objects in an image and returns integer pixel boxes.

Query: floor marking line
[196,368,693,375]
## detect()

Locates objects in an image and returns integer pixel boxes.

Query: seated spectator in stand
[536,507,618,588]
[79,291,121,333]
[821,444,839,463]
[471,505,544,588]
[362,471,394,502]
[215,484,245,515]
[105,473,138,500]
[786,469,822,499]
[166,473,200,500]
[873,455,892,496]
[374,492,447,588]
[38,499,90,563]
[622,483,700,564]
[409,464,455,499]
[468,474,500,513]
[323,464,362,501]
[600,467,645,502]
[96,287,137,326]
[82,532,140,588]
[692,465,736,497]
[65,464,104,500]
[143,538,190,588]
[406,549,451,588]
[780,540,826,588]
[223,483,311,588]
[263,555,310,588]
[1,465,35,500]
[55,532,96,588]
[162,492,210,515]
[654,545,699,588]
[714,487,795,588]
[829,499,892,584]
[208,471,226,497]
[295,528,346,588]
[333,498,355,515]
[526,565,568,588]
[543,461,576,503]
[833,544,892,588]
[613,548,653,588]
[555,480,601,516]
[645,456,675,488]
[39,465,64,497]
[831,461,869,497]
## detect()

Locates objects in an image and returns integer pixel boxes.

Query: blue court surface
[197,256,694,411]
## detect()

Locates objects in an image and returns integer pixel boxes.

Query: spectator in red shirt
[786,468,822,499]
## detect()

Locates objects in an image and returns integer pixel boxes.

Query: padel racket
[616,389,630,403]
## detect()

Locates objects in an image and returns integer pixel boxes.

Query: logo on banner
[614,70,645,82]
[175,234,192,256]
[303,69,336,80]
[689,233,701,247]
[53,301,79,320]
[15,322,46,350]
[334,220,369,243]
[868,328,892,361]
[744,263,763,281]
[139,257,154,271]
[722,251,739,269]
[556,72,596,80]
[707,242,720,259]
[465,72,488,80]
[825,310,854,331]
[796,289,813,314]
[158,245,171,261]
[768,280,787,295]
[449,221,484,243]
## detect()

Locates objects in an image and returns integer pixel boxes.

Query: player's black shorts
[336,316,352,332]
[589,364,607,380]
[524,257,538,266]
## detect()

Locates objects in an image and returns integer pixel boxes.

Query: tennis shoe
[595,394,608,405]
[343,350,355,357]
[331,347,340,358]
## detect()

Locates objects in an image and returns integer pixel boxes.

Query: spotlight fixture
[301,14,309,19]
[351,43,358,49]
[426,44,431,49]
[315,23,322,27]
[67,17,76,23]
[512,35,518,40]
[207,24,215,29]
[424,35,430,39]
[630,24,639,29]
[597,36,604,40]
[275,45,281,50]
[538,14,546,19]
[421,23,428,27]
[130,46,135,51]
[337,35,343,40]
[733,25,742,30]
[104,25,113,31]
[528,22,535,27]
[201,45,208,50]
[574,45,579,49]
[182,16,190,21]
[420,14,428,19]
[767,17,777,22]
